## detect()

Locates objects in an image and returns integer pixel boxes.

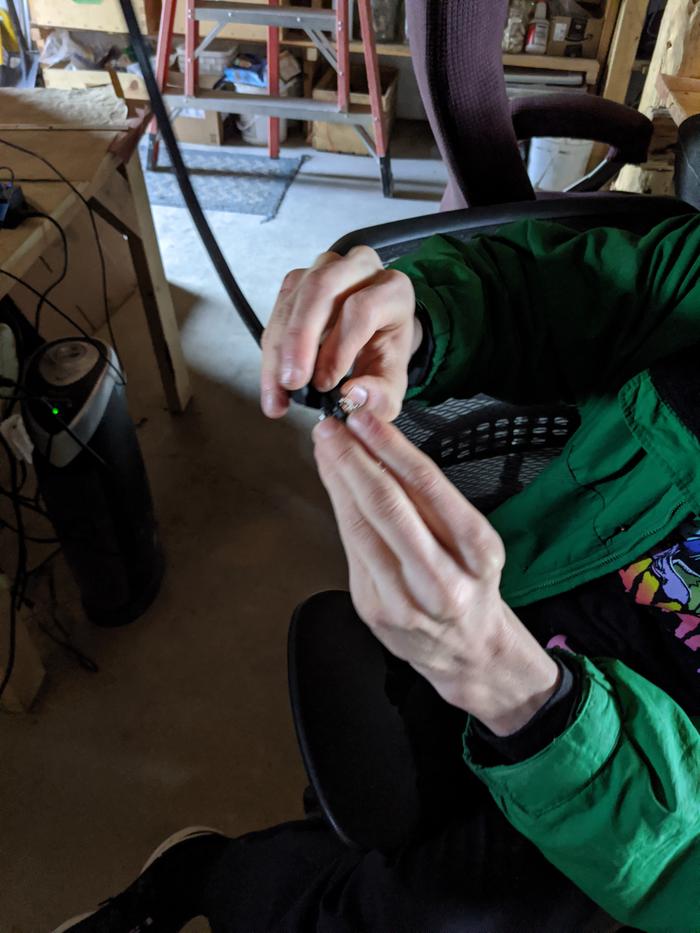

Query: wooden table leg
[123,155,192,414]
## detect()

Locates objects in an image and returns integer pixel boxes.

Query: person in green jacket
[56,216,700,933]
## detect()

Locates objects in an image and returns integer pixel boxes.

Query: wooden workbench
[0,86,191,712]
[0,86,191,414]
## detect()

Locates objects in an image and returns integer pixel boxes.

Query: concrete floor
[1,122,446,932]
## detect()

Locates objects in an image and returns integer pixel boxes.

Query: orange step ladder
[149,1,394,196]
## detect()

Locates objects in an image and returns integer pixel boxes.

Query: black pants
[202,670,617,933]
[199,585,635,933]
[202,794,617,933]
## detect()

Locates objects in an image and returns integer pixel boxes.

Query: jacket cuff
[404,281,453,402]
[468,651,582,765]
[463,653,620,810]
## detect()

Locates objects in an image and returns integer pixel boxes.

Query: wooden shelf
[281,37,600,83]
[503,53,600,84]
[281,37,412,57]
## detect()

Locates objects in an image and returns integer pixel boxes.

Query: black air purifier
[22,338,164,627]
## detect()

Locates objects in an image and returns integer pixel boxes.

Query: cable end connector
[0,183,26,229]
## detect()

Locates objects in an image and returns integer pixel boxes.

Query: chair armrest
[511,94,652,165]
[330,195,694,264]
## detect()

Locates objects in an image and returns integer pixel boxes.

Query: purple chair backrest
[406,0,535,209]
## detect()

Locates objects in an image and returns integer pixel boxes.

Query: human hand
[261,247,420,422]
[312,410,561,736]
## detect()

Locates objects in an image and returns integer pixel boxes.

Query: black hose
[117,0,264,346]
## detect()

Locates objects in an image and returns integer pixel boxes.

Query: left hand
[312,410,561,736]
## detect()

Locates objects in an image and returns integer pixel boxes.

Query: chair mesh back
[396,396,580,513]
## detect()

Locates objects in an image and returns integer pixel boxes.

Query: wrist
[468,607,562,737]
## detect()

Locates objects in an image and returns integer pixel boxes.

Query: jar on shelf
[502,0,535,55]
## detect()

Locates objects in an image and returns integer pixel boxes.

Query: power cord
[0,268,126,387]
[0,136,123,369]
[0,430,27,701]
[22,210,69,332]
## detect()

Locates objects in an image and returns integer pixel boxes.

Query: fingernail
[346,407,374,434]
[313,417,340,441]
[281,363,300,388]
[262,389,277,416]
[315,371,333,392]
[339,385,368,415]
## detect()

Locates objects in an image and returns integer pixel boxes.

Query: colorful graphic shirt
[618,517,700,674]
[516,521,700,720]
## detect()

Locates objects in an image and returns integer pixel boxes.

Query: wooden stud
[601,0,649,103]
[614,0,700,193]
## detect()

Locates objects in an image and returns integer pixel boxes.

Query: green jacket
[393,216,700,932]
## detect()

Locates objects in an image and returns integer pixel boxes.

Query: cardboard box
[29,0,160,34]
[312,65,398,156]
[41,67,225,145]
[547,11,603,58]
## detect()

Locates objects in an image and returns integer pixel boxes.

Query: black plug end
[0,184,26,229]
[290,384,348,421]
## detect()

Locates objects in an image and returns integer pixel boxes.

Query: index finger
[278,246,384,391]
[345,410,505,579]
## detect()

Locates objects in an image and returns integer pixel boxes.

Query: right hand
[260,246,421,422]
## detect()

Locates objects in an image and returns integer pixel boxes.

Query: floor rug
[141,144,306,220]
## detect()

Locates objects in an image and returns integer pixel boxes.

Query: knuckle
[446,579,473,619]
[348,244,382,267]
[281,268,304,291]
[367,485,403,524]
[473,523,506,572]
[410,466,442,501]
[344,291,373,321]
[383,268,411,292]
[304,265,338,293]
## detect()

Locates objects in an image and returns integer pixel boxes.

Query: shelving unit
[29,0,642,126]
[281,37,602,85]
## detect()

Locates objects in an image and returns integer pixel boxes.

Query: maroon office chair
[405,0,653,209]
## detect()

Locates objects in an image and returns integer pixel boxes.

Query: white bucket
[234,79,299,146]
[527,137,595,191]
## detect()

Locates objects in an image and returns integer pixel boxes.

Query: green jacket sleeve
[463,654,700,932]
[391,215,700,406]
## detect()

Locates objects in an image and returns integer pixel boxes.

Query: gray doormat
[140,145,307,221]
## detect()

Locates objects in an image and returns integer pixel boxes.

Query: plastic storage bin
[175,40,238,76]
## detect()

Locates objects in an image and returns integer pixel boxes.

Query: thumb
[340,374,406,422]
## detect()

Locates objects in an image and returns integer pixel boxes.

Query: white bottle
[525,1,550,55]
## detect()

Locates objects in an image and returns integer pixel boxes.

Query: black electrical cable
[0,268,126,387]
[117,0,264,347]
[0,137,123,369]
[0,432,28,701]
[23,210,69,332]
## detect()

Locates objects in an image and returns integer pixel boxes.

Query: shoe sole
[51,827,224,933]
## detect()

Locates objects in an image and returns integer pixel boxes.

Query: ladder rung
[164,89,375,126]
[194,2,336,31]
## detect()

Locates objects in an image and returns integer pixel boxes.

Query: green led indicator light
[51,407,60,416]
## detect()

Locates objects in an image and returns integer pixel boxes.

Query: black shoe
[53,827,228,933]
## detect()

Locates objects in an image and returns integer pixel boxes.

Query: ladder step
[194,2,336,31]
[164,89,376,125]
